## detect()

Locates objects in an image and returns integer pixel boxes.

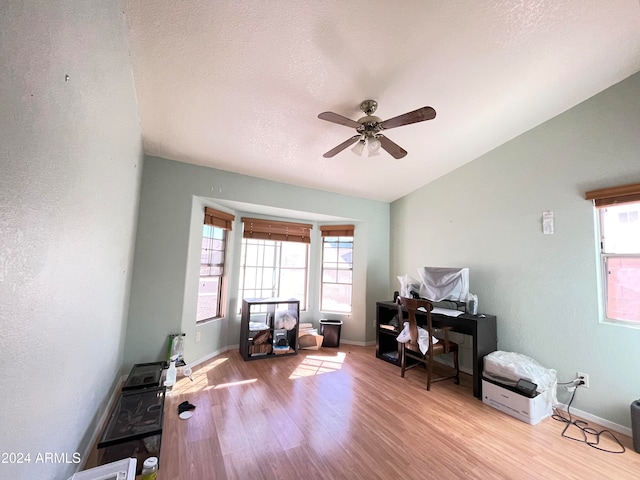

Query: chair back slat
[397,297,435,353]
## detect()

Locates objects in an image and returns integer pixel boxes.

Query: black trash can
[632,399,640,453]
[319,319,343,347]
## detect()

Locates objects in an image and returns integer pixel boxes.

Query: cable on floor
[552,384,625,454]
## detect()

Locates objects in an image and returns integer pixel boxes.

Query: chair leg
[453,350,460,385]
[400,344,406,378]
[426,355,433,391]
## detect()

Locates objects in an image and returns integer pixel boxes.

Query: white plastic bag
[417,267,469,301]
[397,274,421,298]
[483,351,558,406]
[396,322,439,354]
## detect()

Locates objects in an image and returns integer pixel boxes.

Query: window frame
[319,225,355,314]
[320,234,354,313]
[597,204,640,325]
[586,183,640,327]
[196,224,228,323]
[196,207,235,324]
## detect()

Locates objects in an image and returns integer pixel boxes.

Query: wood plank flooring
[89,345,640,479]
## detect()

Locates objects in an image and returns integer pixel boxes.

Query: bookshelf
[239,298,300,361]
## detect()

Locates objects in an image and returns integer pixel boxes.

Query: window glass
[599,202,640,323]
[238,238,309,309]
[321,236,353,313]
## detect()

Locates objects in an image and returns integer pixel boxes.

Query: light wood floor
[89,345,640,479]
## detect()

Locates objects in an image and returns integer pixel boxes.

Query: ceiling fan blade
[379,106,436,130]
[318,112,361,129]
[377,135,407,159]
[322,135,361,158]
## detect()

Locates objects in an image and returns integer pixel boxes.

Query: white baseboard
[187,345,237,369]
[339,339,369,347]
[555,403,632,437]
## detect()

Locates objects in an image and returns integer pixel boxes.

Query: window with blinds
[197,208,235,322]
[238,218,312,309]
[320,225,354,313]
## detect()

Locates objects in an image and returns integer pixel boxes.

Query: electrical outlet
[577,371,589,388]
[196,331,201,343]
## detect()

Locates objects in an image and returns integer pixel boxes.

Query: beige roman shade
[320,224,355,237]
[204,207,235,230]
[241,217,313,244]
[585,182,640,208]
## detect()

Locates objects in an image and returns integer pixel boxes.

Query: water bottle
[466,293,478,315]
[164,356,177,387]
[141,456,158,480]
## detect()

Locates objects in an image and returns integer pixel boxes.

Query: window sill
[196,316,224,325]
[601,318,640,330]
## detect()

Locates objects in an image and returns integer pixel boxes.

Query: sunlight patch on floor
[167,357,229,395]
[289,352,347,379]
[198,357,229,373]
[167,371,208,395]
[213,378,257,389]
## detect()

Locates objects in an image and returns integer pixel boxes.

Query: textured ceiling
[123,1,640,202]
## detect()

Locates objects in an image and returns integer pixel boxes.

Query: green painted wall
[124,158,390,369]
[390,72,640,429]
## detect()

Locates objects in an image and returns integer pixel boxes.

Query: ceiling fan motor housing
[357,116,383,138]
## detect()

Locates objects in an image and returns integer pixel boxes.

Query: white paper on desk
[431,307,464,317]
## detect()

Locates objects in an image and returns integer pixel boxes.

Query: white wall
[391,72,640,429]
[124,157,389,369]
[0,2,143,479]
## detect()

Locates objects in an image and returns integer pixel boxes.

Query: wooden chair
[396,296,460,390]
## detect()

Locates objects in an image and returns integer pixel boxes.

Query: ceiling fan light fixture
[367,137,381,156]
[351,138,366,156]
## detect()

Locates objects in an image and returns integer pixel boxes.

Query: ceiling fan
[318,99,436,159]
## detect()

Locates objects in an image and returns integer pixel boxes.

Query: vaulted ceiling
[123,1,640,202]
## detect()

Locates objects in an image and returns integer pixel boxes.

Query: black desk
[376,301,497,399]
